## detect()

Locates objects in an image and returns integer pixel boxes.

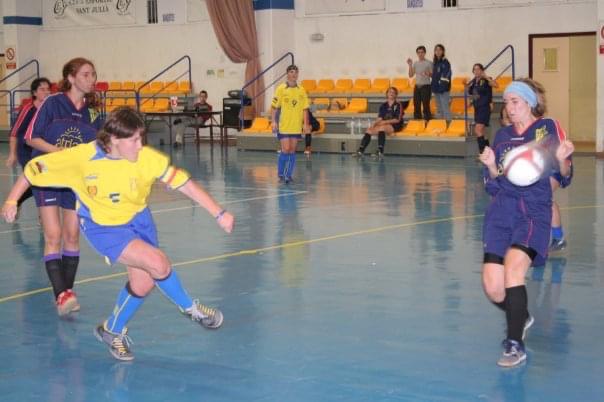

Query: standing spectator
[431,44,452,122]
[407,46,433,121]
[467,63,498,153]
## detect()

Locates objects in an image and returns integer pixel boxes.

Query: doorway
[530,32,596,152]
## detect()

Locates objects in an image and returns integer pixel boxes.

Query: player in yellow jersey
[271,64,310,183]
[2,107,234,361]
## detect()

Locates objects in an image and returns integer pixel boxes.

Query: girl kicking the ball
[2,107,234,361]
[478,78,574,367]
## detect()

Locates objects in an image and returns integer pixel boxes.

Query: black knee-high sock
[477,136,487,153]
[45,255,67,298]
[377,131,386,153]
[305,134,312,147]
[492,299,506,312]
[62,252,80,290]
[359,133,371,152]
[505,285,528,343]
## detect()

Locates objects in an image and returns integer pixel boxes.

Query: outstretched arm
[177,180,234,233]
[2,175,31,222]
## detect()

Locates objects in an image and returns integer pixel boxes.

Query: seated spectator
[174,90,213,147]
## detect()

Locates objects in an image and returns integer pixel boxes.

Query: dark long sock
[305,134,312,147]
[505,285,529,343]
[377,131,386,153]
[359,133,371,152]
[62,250,80,290]
[45,254,67,298]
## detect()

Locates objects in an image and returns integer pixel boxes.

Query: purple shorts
[483,192,551,262]
[277,133,302,140]
[32,187,76,210]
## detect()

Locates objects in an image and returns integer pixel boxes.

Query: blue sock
[551,226,564,240]
[277,152,286,177]
[284,152,296,179]
[106,283,144,334]
[155,270,193,310]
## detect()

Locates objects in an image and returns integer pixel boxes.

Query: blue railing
[0,60,40,127]
[135,55,192,109]
[240,52,294,128]
[464,45,515,134]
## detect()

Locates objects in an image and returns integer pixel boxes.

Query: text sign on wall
[44,0,136,28]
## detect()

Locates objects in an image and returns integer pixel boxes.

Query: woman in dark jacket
[431,44,451,122]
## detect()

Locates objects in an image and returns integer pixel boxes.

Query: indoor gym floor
[0,142,602,402]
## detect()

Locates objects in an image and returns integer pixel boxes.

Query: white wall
[37,0,245,106]
[293,1,597,79]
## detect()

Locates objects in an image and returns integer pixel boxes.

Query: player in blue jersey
[468,63,498,153]
[354,87,404,159]
[479,79,574,367]
[24,57,103,316]
[5,77,51,206]
[3,107,234,361]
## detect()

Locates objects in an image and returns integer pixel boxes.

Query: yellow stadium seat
[313,98,330,107]
[366,78,390,94]
[495,76,513,92]
[330,98,348,113]
[346,98,368,113]
[314,79,335,93]
[419,119,447,137]
[351,78,371,93]
[152,98,170,111]
[150,81,165,93]
[398,120,425,136]
[139,99,155,112]
[441,119,467,137]
[332,78,353,93]
[301,79,316,92]
[450,98,474,115]
[108,81,121,91]
[392,77,410,93]
[405,100,414,115]
[244,117,272,133]
[451,77,468,93]
[125,98,137,107]
[164,81,179,94]
[111,98,126,107]
[121,81,135,91]
[178,81,191,93]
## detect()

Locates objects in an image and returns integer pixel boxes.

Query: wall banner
[44,0,136,28]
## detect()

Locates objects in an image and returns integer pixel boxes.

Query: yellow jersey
[24,142,190,225]
[271,82,309,134]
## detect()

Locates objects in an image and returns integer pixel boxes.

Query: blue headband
[504,81,538,108]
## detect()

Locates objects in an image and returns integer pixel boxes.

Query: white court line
[0,190,308,235]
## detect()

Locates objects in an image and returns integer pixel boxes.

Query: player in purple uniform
[467,63,498,153]
[354,87,404,158]
[5,78,51,206]
[24,57,103,316]
[478,79,574,367]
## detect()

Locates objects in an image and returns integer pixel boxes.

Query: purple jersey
[25,92,103,157]
[484,118,572,201]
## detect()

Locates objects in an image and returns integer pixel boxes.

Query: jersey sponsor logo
[89,108,100,123]
[56,126,84,148]
[44,197,57,203]
[87,186,98,197]
[535,126,548,143]
[292,99,298,107]
[109,193,120,203]
[85,174,98,180]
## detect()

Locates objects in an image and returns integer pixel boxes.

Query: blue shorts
[474,106,491,126]
[79,207,158,265]
[483,193,551,262]
[277,133,302,140]
[32,187,76,209]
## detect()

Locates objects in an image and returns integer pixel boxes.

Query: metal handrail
[0,60,40,128]
[239,52,294,128]
[135,55,192,110]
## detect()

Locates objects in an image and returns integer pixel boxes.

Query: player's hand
[479,146,495,167]
[271,121,278,133]
[556,140,574,162]
[5,155,16,168]
[2,202,18,223]
[406,58,413,66]
[217,212,234,234]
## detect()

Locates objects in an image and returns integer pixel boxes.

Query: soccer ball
[502,144,546,187]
